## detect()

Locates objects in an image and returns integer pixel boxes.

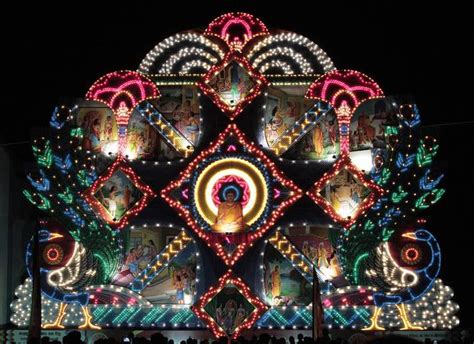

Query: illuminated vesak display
[11,12,459,339]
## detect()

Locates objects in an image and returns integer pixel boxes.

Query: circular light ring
[401,243,422,265]
[43,244,64,266]
[193,158,268,227]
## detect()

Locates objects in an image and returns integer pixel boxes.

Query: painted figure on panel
[212,190,245,232]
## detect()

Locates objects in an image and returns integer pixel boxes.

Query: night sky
[3,1,473,327]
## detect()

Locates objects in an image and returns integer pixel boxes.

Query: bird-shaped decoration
[360,229,441,330]
[26,222,102,329]
[19,72,159,329]
[328,98,447,330]
[21,106,126,329]
[321,229,441,330]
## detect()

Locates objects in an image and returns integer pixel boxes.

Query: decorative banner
[137,102,195,159]
[126,229,196,304]
[198,52,268,119]
[268,230,313,280]
[191,270,268,339]
[82,157,156,228]
[81,85,201,161]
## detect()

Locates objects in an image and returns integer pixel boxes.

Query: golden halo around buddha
[194,158,268,227]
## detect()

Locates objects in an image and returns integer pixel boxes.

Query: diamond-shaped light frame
[198,51,268,120]
[191,269,268,339]
[306,156,385,228]
[161,124,303,266]
[82,157,156,229]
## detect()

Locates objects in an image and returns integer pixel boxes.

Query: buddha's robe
[212,201,244,232]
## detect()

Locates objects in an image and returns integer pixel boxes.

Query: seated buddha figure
[211,190,245,233]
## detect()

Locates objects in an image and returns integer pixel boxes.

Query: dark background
[2,0,473,327]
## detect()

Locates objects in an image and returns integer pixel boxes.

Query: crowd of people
[37,330,474,344]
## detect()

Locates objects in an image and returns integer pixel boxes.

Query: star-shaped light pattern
[161,124,303,265]
[82,157,156,229]
[198,52,268,120]
[191,270,268,339]
[306,156,385,227]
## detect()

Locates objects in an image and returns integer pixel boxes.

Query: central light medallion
[195,158,268,233]
[162,124,302,266]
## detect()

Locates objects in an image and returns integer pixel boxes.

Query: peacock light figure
[359,229,441,330]
[26,222,103,329]
[306,71,448,330]
[20,71,159,329]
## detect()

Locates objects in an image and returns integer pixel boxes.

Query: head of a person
[92,118,100,130]
[225,190,236,202]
